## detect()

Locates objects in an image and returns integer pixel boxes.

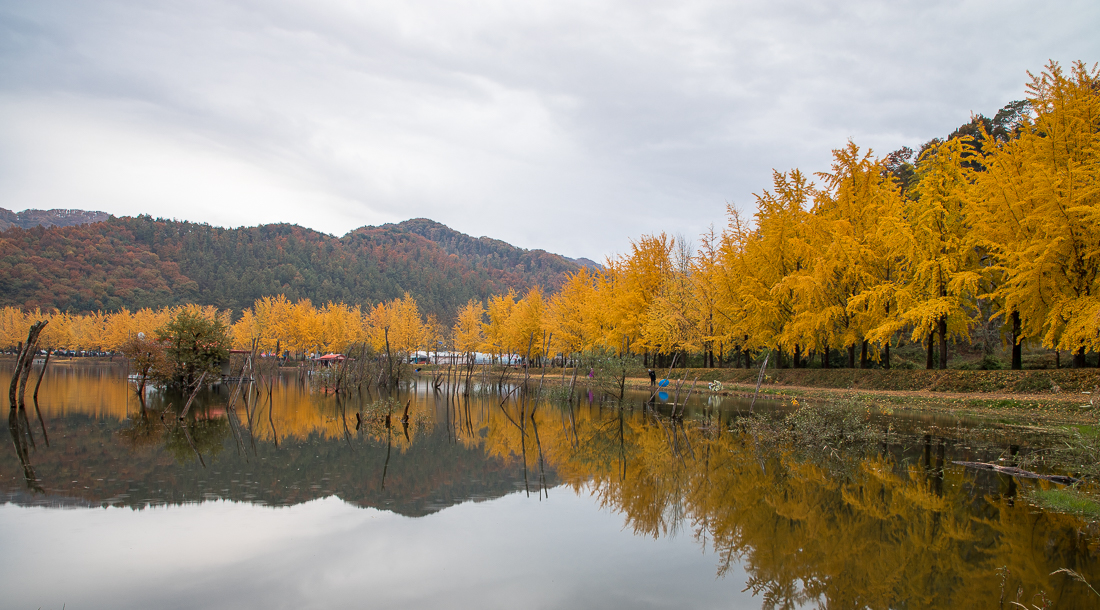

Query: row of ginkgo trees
[527,61,1099,370]
[3,62,1096,372]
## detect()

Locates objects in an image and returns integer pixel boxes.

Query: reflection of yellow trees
[4,365,141,419]
[567,424,1100,608]
[471,400,1100,608]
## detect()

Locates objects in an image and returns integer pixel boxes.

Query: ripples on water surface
[3,361,1100,609]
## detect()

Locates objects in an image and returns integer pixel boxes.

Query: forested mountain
[0,215,586,321]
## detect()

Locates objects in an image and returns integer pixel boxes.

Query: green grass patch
[1031,488,1100,520]
[1071,425,1100,438]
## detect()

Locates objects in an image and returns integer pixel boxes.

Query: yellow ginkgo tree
[972,61,1100,366]
[894,137,982,369]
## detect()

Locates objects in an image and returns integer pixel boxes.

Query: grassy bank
[652,367,1100,394]
[601,367,1100,425]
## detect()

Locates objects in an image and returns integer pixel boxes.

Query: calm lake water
[3,361,1100,609]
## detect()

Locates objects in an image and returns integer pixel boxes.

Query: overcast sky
[1,1,1097,260]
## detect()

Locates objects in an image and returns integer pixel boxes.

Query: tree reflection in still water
[5,364,1100,607]
[8,405,43,493]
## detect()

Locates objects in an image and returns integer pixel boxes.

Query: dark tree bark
[1011,311,1022,370]
[938,316,948,370]
[9,321,47,409]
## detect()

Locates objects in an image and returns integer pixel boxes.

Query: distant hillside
[0,207,109,231]
[567,256,603,271]
[0,215,587,321]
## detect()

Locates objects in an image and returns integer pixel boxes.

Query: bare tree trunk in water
[384,328,393,387]
[10,321,47,409]
[33,349,52,402]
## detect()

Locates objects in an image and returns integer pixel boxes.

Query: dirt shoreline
[613,370,1099,426]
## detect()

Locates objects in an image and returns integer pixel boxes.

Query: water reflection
[8,405,42,492]
[3,363,1100,608]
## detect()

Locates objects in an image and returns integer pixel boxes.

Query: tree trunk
[938,316,948,370]
[847,345,856,369]
[822,346,830,369]
[926,332,934,370]
[1073,347,1087,369]
[10,321,47,408]
[859,340,869,369]
[1011,311,1022,370]
[883,344,890,370]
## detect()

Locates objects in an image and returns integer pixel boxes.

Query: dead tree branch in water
[33,348,52,403]
[749,351,771,414]
[178,372,207,419]
[9,321,47,409]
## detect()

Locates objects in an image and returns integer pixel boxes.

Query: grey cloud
[0,0,1097,259]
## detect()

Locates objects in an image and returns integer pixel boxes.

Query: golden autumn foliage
[2,62,1095,369]
[533,61,1099,369]
[973,61,1100,358]
[1,295,430,358]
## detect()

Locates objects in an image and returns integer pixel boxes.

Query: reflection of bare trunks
[180,420,206,468]
[934,440,945,497]
[380,427,391,491]
[953,461,1079,485]
[33,397,50,448]
[9,407,43,492]
[267,395,279,449]
[531,404,547,498]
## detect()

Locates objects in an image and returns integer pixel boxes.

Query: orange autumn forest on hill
[1,61,1098,369]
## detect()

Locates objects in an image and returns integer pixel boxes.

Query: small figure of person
[648,369,656,386]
